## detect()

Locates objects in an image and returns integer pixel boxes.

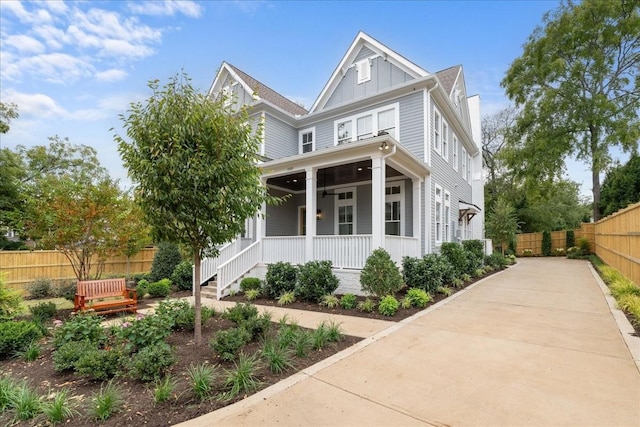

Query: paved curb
[177,265,515,426]
[588,261,640,373]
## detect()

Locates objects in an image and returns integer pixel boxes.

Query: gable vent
[356,59,371,84]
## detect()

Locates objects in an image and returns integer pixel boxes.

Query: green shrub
[339,293,357,309]
[152,377,177,404]
[29,301,57,322]
[474,268,485,278]
[320,294,339,308]
[0,273,22,321]
[27,277,52,299]
[277,291,296,306]
[261,340,294,374]
[244,289,260,301]
[405,288,432,308]
[241,313,272,341]
[403,254,454,293]
[147,278,172,298]
[440,243,467,278]
[210,327,251,361]
[41,388,78,425]
[150,242,182,283]
[264,262,297,299]
[156,299,215,331]
[53,313,106,349]
[452,278,464,288]
[240,277,262,292]
[436,286,453,296]
[17,341,41,362]
[542,231,552,256]
[0,376,18,412]
[295,260,339,303]
[223,303,258,324]
[566,230,575,248]
[462,240,485,273]
[187,363,217,401]
[170,261,193,291]
[578,237,591,255]
[10,382,42,421]
[0,321,43,359]
[52,280,76,301]
[91,380,122,421]
[53,340,95,372]
[75,346,126,381]
[129,342,175,382]
[136,279,149,298]
[360,248,403,298]
[221,352,262,400]
[378,295,400,316]
[115,313,173,352]
[357,298,376,313]
[485,253,507,269]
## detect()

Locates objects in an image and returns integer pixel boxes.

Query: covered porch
[256,135,430,268]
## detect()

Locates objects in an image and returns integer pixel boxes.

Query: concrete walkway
[179,258,640,427]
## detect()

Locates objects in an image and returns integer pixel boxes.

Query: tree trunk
[590,126,601,222]
[194,252,202,346]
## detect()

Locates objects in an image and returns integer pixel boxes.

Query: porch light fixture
[316,210,323,220]
[379,141,390,151]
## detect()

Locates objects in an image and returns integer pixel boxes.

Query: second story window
[334,103,399,146]
[434,109,441,154]
[357,115,373,140]
[299,127,315,154]
[442,121,449,161]
[452,135,458,171]
[378,109,396,138]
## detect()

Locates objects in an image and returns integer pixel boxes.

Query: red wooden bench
[74,278,137,315]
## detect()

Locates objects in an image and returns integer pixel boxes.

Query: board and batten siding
[264,113,298,160]
[325,48,415,108]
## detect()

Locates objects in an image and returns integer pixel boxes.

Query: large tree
[501,0,640,221]
[116,73,279,345]
[599,153,640,216]
[0,102,18,134]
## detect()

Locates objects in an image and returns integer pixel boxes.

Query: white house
[201,32,485,298]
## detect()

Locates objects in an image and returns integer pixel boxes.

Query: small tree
[542,231,552,256]
[116,72,280,345]
[150,242,182,282]
[566,230,575,249]
[486,199,520,255]
[360,248,403,298]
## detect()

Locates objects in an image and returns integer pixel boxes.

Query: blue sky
[1,0,600,197]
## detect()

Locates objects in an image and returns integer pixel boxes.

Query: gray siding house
[202,32,485,298]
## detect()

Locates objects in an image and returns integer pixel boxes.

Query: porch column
[413,178,422,256]
[305,167,317,262]
[371,154,386,250]
[256,178,266,241]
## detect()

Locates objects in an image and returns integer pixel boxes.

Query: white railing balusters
[262,237,305,265]
[385,236,420,265]
[313,235,372,269]
[193,239,242,292]
[217,241,261,299]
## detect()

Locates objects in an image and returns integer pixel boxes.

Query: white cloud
[1,89,67,118]
[231,1,270,16]
[95,69,128,82]
[31,24,70,50]
[100,39,155,60]
[3,34,46,54]
[128,0,203,18]
[1,1,53,25]
[41,1,68,16]
[4,53,94,84]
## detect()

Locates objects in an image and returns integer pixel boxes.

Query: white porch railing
[194,239,242,290]
[385,236,420,266]
[262,236,305,265]
[217,240,261,299]
[314,235,372,269]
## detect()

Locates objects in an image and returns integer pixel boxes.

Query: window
[434,110,441,154]
[337,121,352,144]
[335,188,356,235]
[378,109,396,139]
[467,154,472,182]
[357,115,373,140]
[356,59,371,84]
[334,103,399,145]
[452,135,458,171]
[444,191,450,243]
[435,185,442,245]
[299,127,315,154]
[462,148,467,181]
[385,183,403,236]
[442,121,449,161]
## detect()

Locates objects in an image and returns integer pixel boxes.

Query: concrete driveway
[180,258,640,427]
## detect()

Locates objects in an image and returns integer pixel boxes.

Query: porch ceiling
[267,161,404,192]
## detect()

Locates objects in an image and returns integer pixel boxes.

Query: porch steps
[200,281,218,300]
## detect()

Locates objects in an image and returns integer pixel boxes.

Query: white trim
[299,126,316,154]
[356,58,371,84]
[444,190,451,243]
[433,108,442,155]
[298,205,306,236]
[467,153,472,182]
[334,102,400,146]
[434,183,443,246]
[442,120,449,161]
[334,186,357,235]
[462,147,467,181]
[259,112,266,156]
[452,134,459,171]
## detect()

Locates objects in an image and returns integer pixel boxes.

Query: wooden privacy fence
[514,201,639,284]
[0,248,157,293]
[594,202,640,286]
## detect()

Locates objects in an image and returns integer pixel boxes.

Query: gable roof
[435,65,461,97]
[310,31,430,113]
[210,62,308,116]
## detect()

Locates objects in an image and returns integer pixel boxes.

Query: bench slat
[74,278,137,314]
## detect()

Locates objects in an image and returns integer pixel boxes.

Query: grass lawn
[20,297,74,314]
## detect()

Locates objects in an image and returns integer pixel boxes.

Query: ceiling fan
[321,171,339,198]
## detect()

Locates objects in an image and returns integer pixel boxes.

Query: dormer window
[299,127,315,154]
[356,59,371,84]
